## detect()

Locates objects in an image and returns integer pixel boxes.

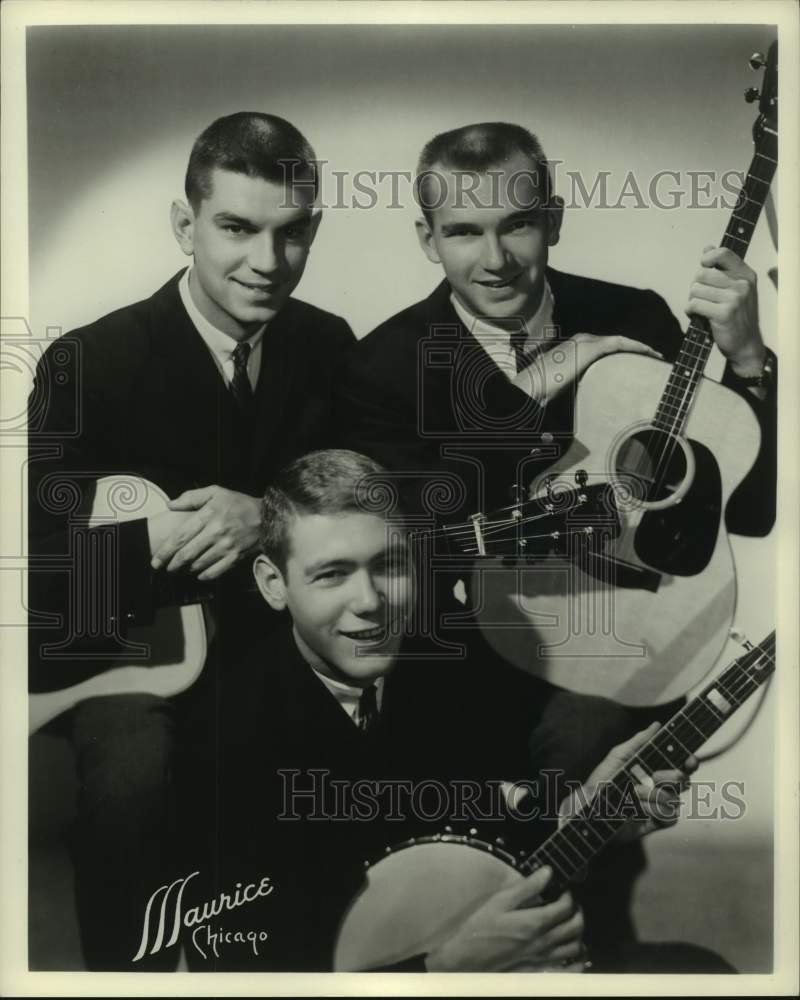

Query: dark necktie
[510,327,530,373]
[230,342,254,413]
[357,685,379,733]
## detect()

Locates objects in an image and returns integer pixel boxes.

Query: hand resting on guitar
[424,866,585,973]
[150,484,262,581]
[513,332,664,404]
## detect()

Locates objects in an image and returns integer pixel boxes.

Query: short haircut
[185,112,318,210]
[415,121,553,219]
[260,450,398,574]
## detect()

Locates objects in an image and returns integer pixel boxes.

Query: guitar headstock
[442,480,620,559]
[748,41,777,155]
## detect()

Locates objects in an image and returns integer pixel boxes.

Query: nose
[349,569,383,617]
[247,232,281,275]
[479,232,507,272]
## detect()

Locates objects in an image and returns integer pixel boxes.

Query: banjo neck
[520,632,775,892]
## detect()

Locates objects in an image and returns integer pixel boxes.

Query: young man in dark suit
[338,121,776,953]
[340,122,775,533]
[27,112,354,969]
[176,448,727,974]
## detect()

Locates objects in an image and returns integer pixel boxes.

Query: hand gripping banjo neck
[521,631,776,893]
[333,631,775,970]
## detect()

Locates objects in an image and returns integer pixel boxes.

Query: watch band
[728,347,776,389]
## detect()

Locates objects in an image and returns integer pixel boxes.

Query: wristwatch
[727,347,776,390]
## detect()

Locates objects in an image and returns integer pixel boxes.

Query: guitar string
[520,638,775,879]
[628,146,774,508]
[533,636,776,871]
[644,142,772,453]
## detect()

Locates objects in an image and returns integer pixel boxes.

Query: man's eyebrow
[439,221,482,235]
[304,558,353,576]
[212,211,256,227]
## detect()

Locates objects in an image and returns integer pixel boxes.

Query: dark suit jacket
[176,624,542,972]
[28,270,354,691]
[339,268,775,533]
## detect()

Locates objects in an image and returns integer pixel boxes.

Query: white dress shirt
[450,279,556,381]
[179,268,264,391]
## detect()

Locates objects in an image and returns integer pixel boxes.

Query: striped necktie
[230,342,254,412]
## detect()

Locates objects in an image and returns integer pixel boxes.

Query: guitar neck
[653,128,778,436]
[521,631,776,892]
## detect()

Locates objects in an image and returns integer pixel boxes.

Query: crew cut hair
[415,121,553,218]
[185,112,318,209]
[260,450,395,574]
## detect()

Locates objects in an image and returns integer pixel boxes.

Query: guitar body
[334,837,522,971]
[29,476,208,733]
[476,354,760,706]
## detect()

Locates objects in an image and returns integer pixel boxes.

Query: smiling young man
[28,112,354,969]
[341,122,775,529]
[175,448,730,974]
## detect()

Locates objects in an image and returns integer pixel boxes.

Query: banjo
[334,630,775,970]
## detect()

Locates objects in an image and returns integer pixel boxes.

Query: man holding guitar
[339,117,777,955]
[28,112,354,969]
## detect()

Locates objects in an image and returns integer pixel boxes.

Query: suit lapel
[248,300,303,477]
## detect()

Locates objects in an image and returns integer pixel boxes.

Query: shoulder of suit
[347,291,443,374]
[548,267,671,315]
[281,296,355,344]
[40,276,179,386]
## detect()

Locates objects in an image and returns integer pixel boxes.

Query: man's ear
[171,199,196,257]
[545,195,565,248]
[253,554,288,612]
[415,217,441,264]
[307,207,323,246]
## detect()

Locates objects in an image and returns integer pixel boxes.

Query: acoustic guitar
[471,43,777,706]
[29,475,211,733]
[334,630,775,970]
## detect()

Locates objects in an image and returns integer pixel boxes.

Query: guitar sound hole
[615,428,687,504]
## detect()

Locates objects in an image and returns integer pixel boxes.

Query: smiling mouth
[234,278,278,293]
[339,626,390,643]
[477,275,521,289]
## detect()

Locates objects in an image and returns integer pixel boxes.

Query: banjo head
[334,835,523,971]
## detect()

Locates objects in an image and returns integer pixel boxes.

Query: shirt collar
[292,626,385,718]
[178,267,265,360]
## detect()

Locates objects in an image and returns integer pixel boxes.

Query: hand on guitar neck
[686,245,767,397]
[424,865,586,973]
[513,245,767,405]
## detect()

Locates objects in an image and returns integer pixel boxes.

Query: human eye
[445,226,478,239]
[313,568,346,585]
[507,217,535,233]
[220,222,246,236]
[283,221,312,242]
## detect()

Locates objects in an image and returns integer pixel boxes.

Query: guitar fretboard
[653,123,778,436]
[520,632,775,890]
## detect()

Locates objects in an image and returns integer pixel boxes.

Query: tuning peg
[749,52,766,70]
[744,87,760,104]
[730,627,754,651]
